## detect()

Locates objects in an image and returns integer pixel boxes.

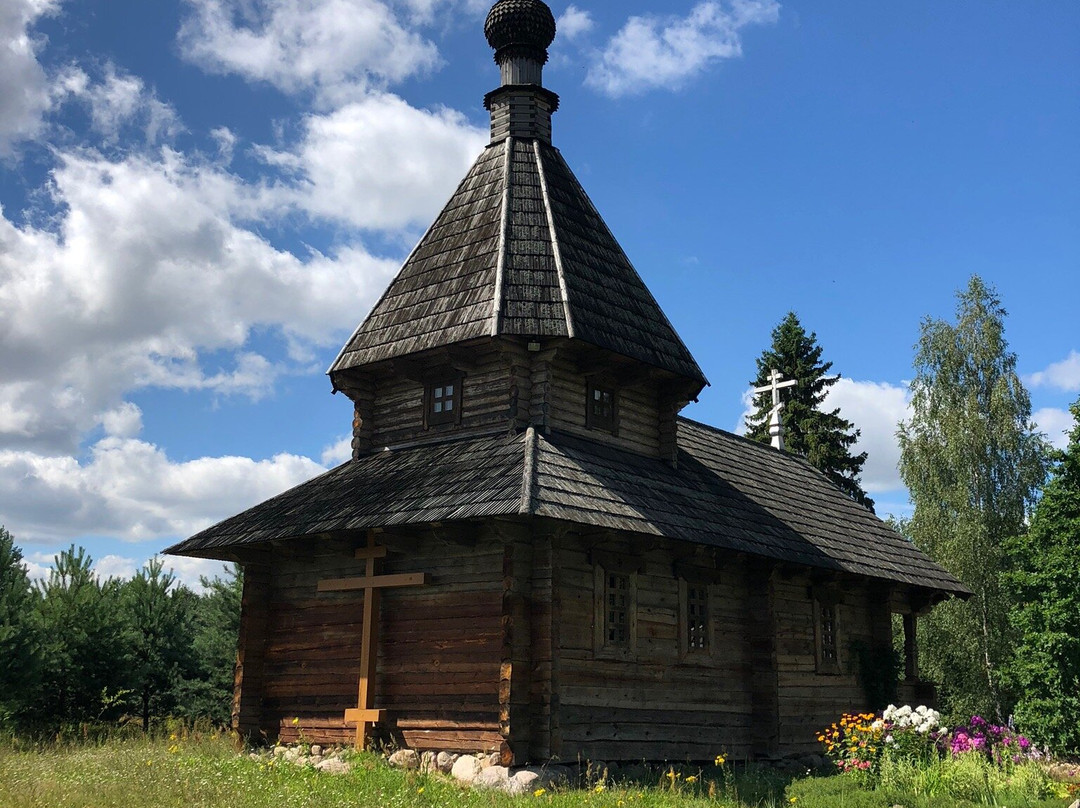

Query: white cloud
[0,0,61,153]
[1026,350,1080,393]
[321,435,353,466]
[178,0,442,103]
[823,379,910,494]
[61,64,183,145]
[93,553,139,582]
[586,0,779,97]
[1033,406,1076,451]
[256,94,486,230]
[0,145,398,454]
[0,433,325,545]
[558,5,594,40]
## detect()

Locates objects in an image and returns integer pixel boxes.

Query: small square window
[586,382,617,433]
[606,572,630,647]
[426,377,461,426]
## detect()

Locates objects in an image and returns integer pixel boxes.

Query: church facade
[166,0,968,764]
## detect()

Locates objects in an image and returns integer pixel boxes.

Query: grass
[0,731,1075,808]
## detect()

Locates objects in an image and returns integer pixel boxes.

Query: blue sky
[1,0,1077,587]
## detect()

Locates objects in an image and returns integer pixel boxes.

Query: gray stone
[315,757,351,775]
[436,751,457,773]
[480,752,501,769]
[509,768,541,794]
[388,749,420,770]
[1068,800,1079,808]
[451,755,482,784]
[420,750,437,773]
[475,765,510,791]
[272,746,287,758]
[310,744,323,757]
[284,747,301,762]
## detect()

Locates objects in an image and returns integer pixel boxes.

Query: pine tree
[0,527,41,722]
[1004,396,1080,753]
[746,311,874,509]
[898,276,1048,720]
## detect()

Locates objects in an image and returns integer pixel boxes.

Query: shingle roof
[329,138,707,388]
[166,421,969,596]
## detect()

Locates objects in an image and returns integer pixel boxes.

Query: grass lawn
[0,731,1075,808]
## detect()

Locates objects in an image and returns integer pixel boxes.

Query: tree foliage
[746,311,874,509]
[123,558,197,731]
[35,546,131,722]
[1004,396,1080,754]
[0,526,41,721]
[897,276,1048,721]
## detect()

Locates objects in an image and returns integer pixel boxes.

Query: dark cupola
[483,0,560,143]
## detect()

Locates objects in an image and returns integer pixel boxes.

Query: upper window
[586,381,617,433]
[425,377,461,426]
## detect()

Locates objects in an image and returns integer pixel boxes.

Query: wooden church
[167,0,969,764]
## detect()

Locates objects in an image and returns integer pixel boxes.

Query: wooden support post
[316,531,429,750]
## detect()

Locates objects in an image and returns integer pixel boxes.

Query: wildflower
[593,783,605,793]
[714,754,726,766]
[417,787,424,794]
[533,788,546,797]
[685,775,698,783]
[789,798,797,804]
[291,717,300,726]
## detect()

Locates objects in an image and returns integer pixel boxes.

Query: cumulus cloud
[257,94,486,230]
[178,0,442,103]
[1026,350,1080,393]
[1033,406,1076,450]
[55,64,183,146]
[321,435,353,466]
[0,433,325,545]
[0,145,399,454]
[558,5,594,40]
[587,0,779,97]
[0,0,61,153]
[822,379,910,494]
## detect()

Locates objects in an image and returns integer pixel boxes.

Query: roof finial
[485,0,556,86]
[752,368,797,450]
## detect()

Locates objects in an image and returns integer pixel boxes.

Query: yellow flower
[714,754,726,766]
[685,775,698,783]
[594,783,605,793]
[533,788,546,797]
[291,717,300,726]
[417,787,424,794]
[789,797,798,803]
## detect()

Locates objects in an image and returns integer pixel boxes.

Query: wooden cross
[752,368,797,450]
[317,531,429,748]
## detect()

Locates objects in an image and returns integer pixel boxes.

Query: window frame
[814,598,842,675]
[585,380,618,434]
[679,578,711,659]
[592,558,638,659]
[424,374,463,428]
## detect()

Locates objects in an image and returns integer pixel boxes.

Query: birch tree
[898,276,1048,720]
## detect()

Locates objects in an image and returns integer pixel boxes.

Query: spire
[483,0,560,144]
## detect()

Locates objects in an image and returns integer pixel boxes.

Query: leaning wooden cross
[317,531,430,748]
[752,368,797,450]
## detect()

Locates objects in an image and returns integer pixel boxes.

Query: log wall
[256,528,506,751]
[550,531,753,762]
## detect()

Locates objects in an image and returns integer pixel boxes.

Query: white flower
[885,735,894,744]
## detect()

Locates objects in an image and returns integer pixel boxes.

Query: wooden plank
[344,708,385,724]
[317,572,431,593]
[354,545,389,560]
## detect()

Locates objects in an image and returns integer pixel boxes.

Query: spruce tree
[1004,396,1080,753]
[898,276,1048,720]
[746,311,874,509]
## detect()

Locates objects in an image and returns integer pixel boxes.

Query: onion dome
[484,0,557,65]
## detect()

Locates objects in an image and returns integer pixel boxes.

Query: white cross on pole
[752,368,797,451]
